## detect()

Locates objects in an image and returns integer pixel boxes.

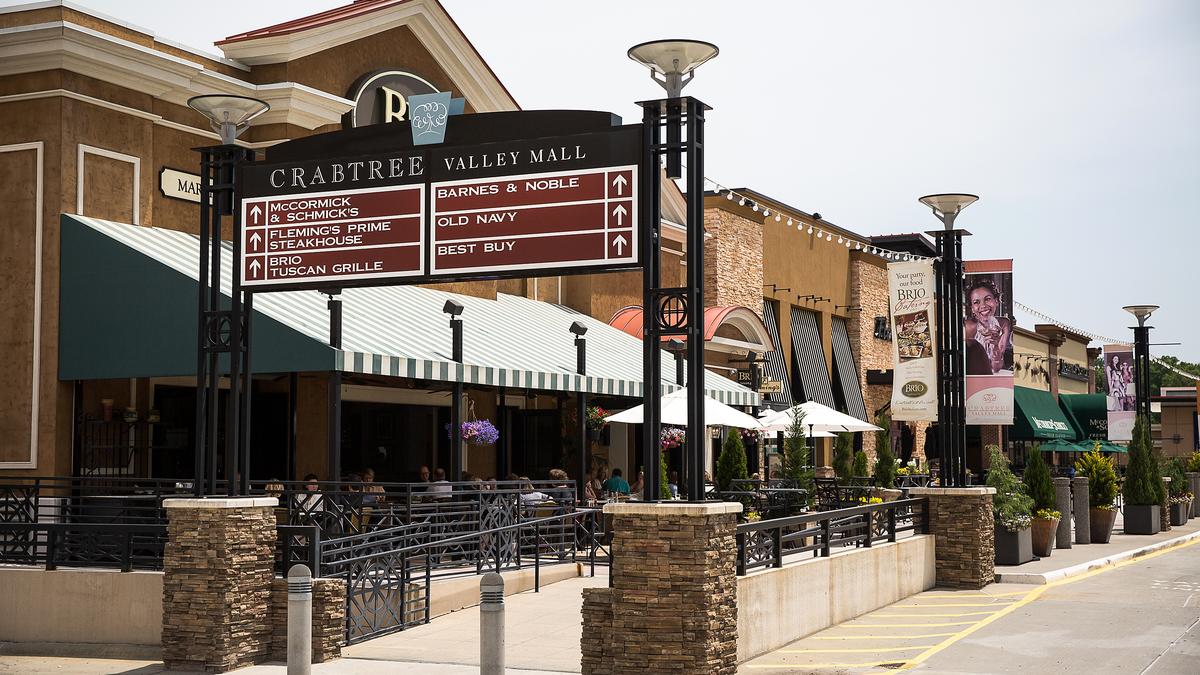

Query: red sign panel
[429,165,637,276]
[241,184,424,287]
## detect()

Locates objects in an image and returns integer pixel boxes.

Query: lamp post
[1122,304,1158,421]
[919,193,978,488]
[444,299,465,482]
[187,94,268,497]
[629,39,717,502]
[571,321,589,499]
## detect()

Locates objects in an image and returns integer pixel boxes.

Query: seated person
[602,468,630,495]
[427,468,453,498]
[519,478,550,505]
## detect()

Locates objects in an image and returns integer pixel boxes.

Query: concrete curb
[996,528,1200,585]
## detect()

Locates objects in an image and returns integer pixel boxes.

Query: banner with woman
[1102,344,1135,441]
[964,260,1014,424]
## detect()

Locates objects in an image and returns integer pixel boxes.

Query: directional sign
[240,184,424,287]
[429,165,637,275]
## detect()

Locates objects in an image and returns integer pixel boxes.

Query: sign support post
[932,229,967,488]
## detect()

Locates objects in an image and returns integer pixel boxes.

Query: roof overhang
[608,305,773,355]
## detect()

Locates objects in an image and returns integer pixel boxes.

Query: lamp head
[1122,304,1158,325]
[187,95,269,145]
[627,39,719,97]
[442,299,464,317]
[666,338,686,353]
[570,321,588,337]
[919,193,979,224]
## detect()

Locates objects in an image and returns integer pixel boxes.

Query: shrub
[716,429,748,492]
[1124,415,1162,506]
[1022,446,1056,515]
[986,445,1033,532]
[780,409,813,500]
[1165,456,1189,498]
[873,414,897,489]
[1187,451,1200,473]
[833,432,854,479]
[852,447,869,477]
[659,449,672,500]
[1075,443,1119,509]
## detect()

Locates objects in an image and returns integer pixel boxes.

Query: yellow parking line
[782,645,937,654]
[813,632,959,640]
[896,601,1017,607]
[838,621,977,627]
[917,589,1033,598]
[744,661,895,669]
[875,610,998,617]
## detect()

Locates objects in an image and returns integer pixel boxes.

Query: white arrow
[249,231,262,250]
[611,173,628,195]
[248,258,261,278]
[612,233,628,256]
[250,204,262,224]
[612,203,627,226]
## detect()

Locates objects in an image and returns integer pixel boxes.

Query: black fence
[735,497,928,576]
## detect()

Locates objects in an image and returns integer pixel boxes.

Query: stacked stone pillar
[1072,476,1090,544]
[1053,478,1072,549]
[907,488,995,589]
[581,502,740,675]
[1188,473,1200,518]
[162,497,278,672]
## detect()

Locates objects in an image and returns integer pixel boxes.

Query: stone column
[162,497,278,672]
[1188,473,1200,518]
[1054,478,1072,549]
[1072,476,1090,544]
[1161,477,1172,532]
[907,488,995,589]
[581,502,740,674]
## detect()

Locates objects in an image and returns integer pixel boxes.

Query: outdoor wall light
[627,39,719,98]
[919,193,979,229]
[1122,304,1159,326]
[442,299,464,317]
[570,320,589,337]
[187,95,269,145]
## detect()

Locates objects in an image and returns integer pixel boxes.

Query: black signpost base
[931,229,967,488]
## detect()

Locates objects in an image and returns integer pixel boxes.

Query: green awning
[1036,439,1088,453]
[1059,393,1108,442]
[1012,386,1075,440]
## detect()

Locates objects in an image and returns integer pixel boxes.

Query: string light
[787,218,793,227]
[807,225,813,234]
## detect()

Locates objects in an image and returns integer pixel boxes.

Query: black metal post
[684,97,707,503]
[498,385,509,478]
[576,334,588,499]
[288,371,298,481]
[328,294,342,484]
[640,102,663,503]
[1132,325,1152,420]
[932,229,967,487]
[450,316,463,482]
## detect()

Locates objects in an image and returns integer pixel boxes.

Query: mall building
[0,0,920,486]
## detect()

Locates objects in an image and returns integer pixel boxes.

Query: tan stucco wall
[0,567,163,645]
[1014,330,1051,392]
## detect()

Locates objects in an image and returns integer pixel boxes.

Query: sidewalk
[995,511,1200,584]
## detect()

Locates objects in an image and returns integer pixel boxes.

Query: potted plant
[1022,447,1060,557]
[852,448,870,478]
[1166,458,1191,526]
[872,414,901,501]
[832,432,854,479]
[1075,443,1119,543]
[987,445,1034,565]
[1122,415,1162,534]
[585,405,609,441]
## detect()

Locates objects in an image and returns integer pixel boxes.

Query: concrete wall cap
[603,501,743,516]
[162,497,278,509]
[907,487,996,496]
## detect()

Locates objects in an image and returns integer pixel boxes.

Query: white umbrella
[759,401,881,434]
[606,388,764,429]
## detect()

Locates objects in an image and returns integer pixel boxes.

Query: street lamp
[187,94,268,497]
[627,39,719,98]
[1122,304,1158,420]
[445,299,465,482]
[570,321,589,498]
[919,193,979,488]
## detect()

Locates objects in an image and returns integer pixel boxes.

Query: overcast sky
[18,0,1199,361]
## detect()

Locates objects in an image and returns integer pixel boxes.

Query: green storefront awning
[1036,439,1088,453]
[1012,386,1075,440]
[1059,393,1109,442]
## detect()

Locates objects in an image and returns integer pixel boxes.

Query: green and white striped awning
[63,215,758,406]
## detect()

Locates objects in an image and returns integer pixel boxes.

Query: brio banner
[1103,343,1136,441]
[888,260,938,421]
[964,260,1014,425]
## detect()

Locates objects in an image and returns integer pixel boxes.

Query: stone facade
[907,488,995,589]
[162,498,278,672]
[582,502,741,674]
[703,205,764,317]
[270,577,347,663]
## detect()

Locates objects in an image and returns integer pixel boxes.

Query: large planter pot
[1030,517,1059,558]
[1170,502,1190,526]
[1124,504,1161,534]
[1089,507,1117,544]
[994,524,1034,566]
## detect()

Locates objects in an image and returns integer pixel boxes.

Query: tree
[851,448,869,478]
[1123,415,1161,506]
[873,414,897,489]
[715,429,748,492]
[659,449,672,500]
[832,432,854,479]
[1165,456,1188,498]
[1021,446,1056,514]
[780,409,812,496]
[986,445,1033,532]
[1075,443,1118,509]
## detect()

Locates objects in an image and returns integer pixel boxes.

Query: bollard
[480,572,505,675]
[1072,476,1090,544]
[288,564,313,675]
[1053,478,1072,549]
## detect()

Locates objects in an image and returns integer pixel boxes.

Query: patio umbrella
[759,401,881,434]
[605,388,764,429]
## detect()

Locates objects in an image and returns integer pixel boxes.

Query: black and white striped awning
[790,307,836,408]
[760,299,793,409]
[831,316,869,421]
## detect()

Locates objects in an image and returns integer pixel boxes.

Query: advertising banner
[888,260,938,421]
[964,259,1014,425]
[1103,343,1136,441]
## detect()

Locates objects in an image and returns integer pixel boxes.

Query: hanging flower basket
[660,426,686,450]
[586,406,610,431]
[446,419,500,446]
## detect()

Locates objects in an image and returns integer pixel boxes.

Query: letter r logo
[379,86,407,123]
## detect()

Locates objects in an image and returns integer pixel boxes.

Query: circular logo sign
[902,381,928,398]
[345,70,439,128]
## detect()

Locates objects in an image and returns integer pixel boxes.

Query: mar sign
[238,111,641,291]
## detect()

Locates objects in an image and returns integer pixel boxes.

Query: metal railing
[734,497,928,576]
[0,522,167,571]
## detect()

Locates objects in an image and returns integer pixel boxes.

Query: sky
[14,0,1199,361]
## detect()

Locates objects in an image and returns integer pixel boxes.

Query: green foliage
[716,429,748,492]
[832,432,854,480]
[1188,451,1200,473]
[986,445,1033,532]
[1022,446,1056,513]
[1075,444,1119,509]
[780,409,813,497]
[851,448,869,477]
[1165,456,1189,498]
[873,414,897,489]
[659,449,672,500]
[1124,415,1164,506]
